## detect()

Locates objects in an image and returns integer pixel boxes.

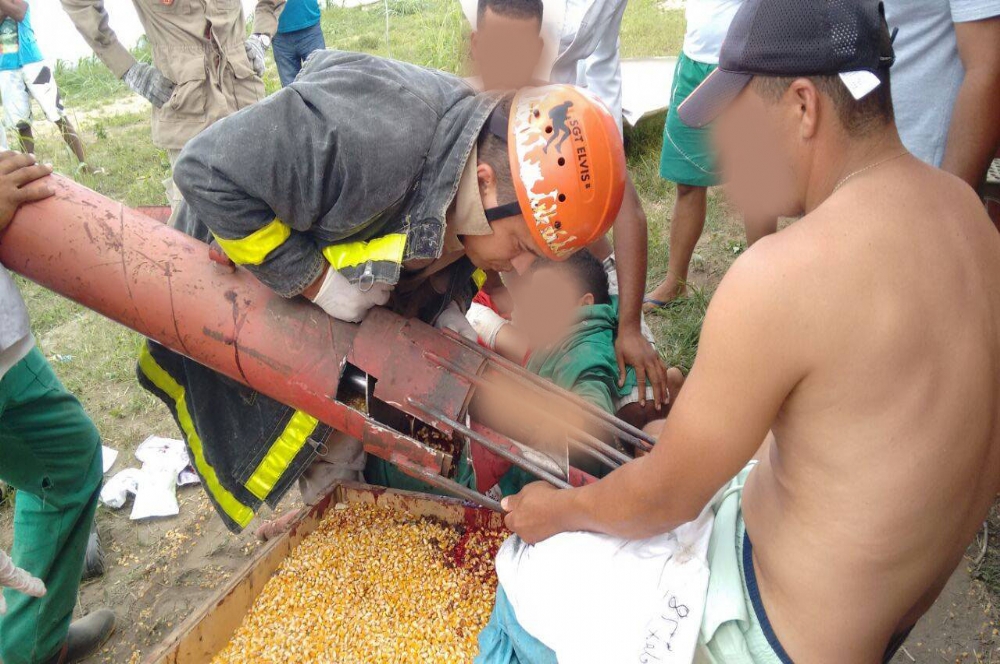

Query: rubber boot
[81,522,106,580]
[43,609,116,664]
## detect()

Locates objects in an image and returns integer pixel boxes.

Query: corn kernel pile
[212,503,507,664]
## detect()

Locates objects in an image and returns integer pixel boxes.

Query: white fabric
[495,504,716,663]
[0,60,65,126]
[682,0,743,65]
[466,302,508,349]
[0,548,46,615]
[436,300,478,341]
[101,445,119,474]
[885,0,1000,167]
[100,436,199,519]
[309,266,391,323]
[0,267,31,377]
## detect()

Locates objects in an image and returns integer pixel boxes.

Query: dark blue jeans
[272,22,327,87]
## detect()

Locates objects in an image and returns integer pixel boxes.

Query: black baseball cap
[678,0,896,128]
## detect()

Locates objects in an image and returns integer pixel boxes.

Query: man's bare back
[744,157,1000,661]
[499,3,1000,661]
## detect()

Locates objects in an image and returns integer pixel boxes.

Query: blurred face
[512,264,592,348]
[470,8,544,91]
[712,79,817,220]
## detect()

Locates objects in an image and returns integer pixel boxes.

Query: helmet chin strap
[484,201,522,222]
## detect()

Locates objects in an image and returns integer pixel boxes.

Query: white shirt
[885,0,1000,167]
[681,0,743,65]
[0,268,33,379]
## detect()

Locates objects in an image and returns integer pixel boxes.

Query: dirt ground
[76,489,300,663]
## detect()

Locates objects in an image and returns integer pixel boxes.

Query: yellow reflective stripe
[212,219,292,266]
[244,410,320,501]
[321,233,407,270]
[472,268,488,290]
[137,346,254,528]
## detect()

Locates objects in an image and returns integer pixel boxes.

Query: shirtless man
[496,1,1000,661]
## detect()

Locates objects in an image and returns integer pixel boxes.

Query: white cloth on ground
[495,503,716,663]
[100,436,199,519]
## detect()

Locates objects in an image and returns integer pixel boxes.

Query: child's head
[513,250,610,347]
[470,0,544,91]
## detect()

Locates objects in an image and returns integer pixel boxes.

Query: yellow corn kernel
[211,503,507,664]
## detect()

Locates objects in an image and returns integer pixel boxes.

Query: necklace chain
[833,151,909,193]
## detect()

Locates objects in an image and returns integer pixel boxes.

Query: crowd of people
[0,0,997,662]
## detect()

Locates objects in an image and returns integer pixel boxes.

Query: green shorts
[659,53,719,188]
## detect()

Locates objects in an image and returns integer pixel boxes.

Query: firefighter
[58,0,285,217]
[135,49,662,533]
[0,152,114,664]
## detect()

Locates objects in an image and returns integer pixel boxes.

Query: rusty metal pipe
[0,175,444,473]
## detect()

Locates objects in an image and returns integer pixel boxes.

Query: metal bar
[407,398,573,490]
[391,457,503,512]
[441,329,657,450]
[569,438,620,469]
[425,351,630,467]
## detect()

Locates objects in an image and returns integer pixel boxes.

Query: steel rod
[391,457,503,512]
[441,329,657,449]
[407,398,573,490]
[426,351,630,467]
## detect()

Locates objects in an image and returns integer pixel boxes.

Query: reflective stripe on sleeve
[472,268,488,290]
[137,346,255,529]
[212,219,292,266]
[244,410,321,501]
[321,233,407,270]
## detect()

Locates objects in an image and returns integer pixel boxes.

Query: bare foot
[643,274,687,311]
[255,508,302,541]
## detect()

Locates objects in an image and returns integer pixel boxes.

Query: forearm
[554,454,700,540]
[941,73,1000,188]
[613,188,648,332]
[253,0,286,38]
[59,0,136,78]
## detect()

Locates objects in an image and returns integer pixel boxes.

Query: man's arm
[172,91,327,299]
[941,15,1000,188]
[252,0,286,38]
[59,0,136,78]
[612,177,670,407]
[0,0,26,23]
[502,241,807,543]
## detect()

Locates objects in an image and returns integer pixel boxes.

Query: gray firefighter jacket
[139,50,499,532]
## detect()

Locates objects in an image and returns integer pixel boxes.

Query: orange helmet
[504,85,627,260]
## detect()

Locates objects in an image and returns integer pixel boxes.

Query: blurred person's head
[512,251,610,348]
[470,0,544,91]
[678,0,898,220]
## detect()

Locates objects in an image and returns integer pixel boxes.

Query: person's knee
[675,183,705,200]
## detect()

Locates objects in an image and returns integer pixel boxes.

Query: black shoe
[43,609,116,664]
[82,523,106,580]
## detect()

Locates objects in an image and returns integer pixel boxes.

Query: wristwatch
[255,34,272,49]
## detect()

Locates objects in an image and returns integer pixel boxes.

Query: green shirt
[526,297,637,414]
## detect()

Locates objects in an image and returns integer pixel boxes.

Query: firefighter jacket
[138,50,498,532]
[60,0,282,150]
